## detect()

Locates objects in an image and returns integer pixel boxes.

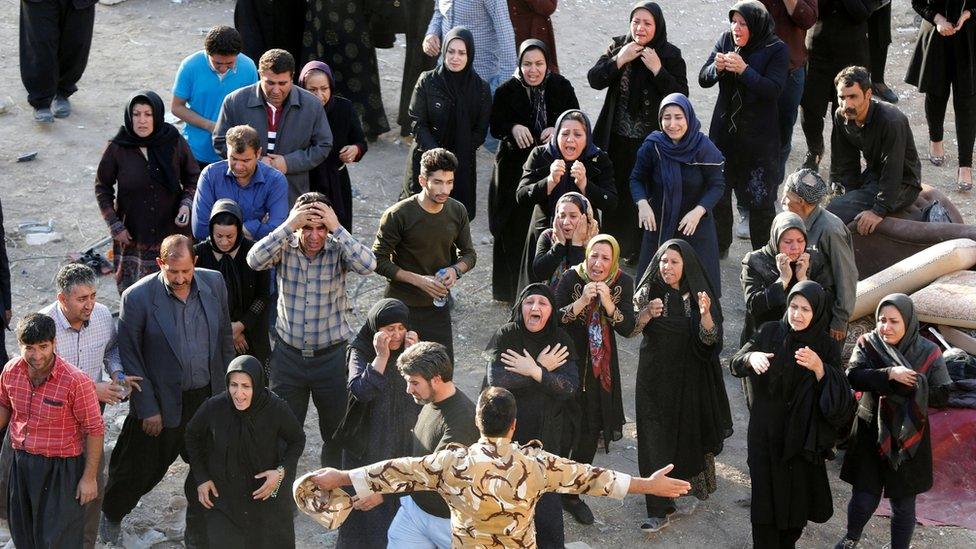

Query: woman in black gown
[486,283,578,549]
[193,199,272,370]
[489,39,580,302]
[632,239,732,532]
[730,281,855,548]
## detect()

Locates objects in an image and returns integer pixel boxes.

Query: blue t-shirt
[173,51,258,164]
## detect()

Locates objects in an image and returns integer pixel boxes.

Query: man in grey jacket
[214,48,333,204]
[99,235,234,546]
[782,169,857,342]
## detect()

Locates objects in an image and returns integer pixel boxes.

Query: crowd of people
[3,0,972,548]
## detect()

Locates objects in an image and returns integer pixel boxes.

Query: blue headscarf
[545,109,600,161]
[644,93,724,242]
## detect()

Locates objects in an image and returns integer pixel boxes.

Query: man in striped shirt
[248,192,376,467]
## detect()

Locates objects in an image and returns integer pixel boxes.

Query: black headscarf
[637,238,723,329]
[769,281,830,397]
[724,1,779,135]
[487,283,577,362]
[207,199,246,317]
[224,355,273,477]
[110,90,181,193]
[436,27,482,154]
[515,39,550,136]
[625,2,668,116]
[348,299,411,363]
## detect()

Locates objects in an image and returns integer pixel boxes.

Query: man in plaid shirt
[248,191,375,467]
[0,313,104,548]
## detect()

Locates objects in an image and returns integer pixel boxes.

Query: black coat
[906,0,976,96]
[730,321,854,529]
[515,146,616,291]
[488,73,579,301]
[401,69,492,220]
[308,97,367,231]
[588,35,689,150]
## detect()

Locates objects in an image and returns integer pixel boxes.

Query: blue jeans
[387,495,453,549]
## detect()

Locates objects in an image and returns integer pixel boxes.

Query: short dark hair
[56,263,97,296]
[419,148,458,178]
[210,212,239,227]
[204,25,243,56]
[16,313,56,345]
[477,387,517,437]
[258,49,295,75]
[396,342,453,382]
[834,66,872,93]
[294,192,333,209]
[225,125,261,155]
[159,235,196,260]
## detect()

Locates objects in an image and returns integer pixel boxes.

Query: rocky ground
[0,0,974,547]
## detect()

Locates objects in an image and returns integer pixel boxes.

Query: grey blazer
[118,269,234,428]
[213,83,333,205]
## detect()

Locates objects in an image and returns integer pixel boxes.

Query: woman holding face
[489,39,580,302]
[630,93,724,292]
[531,192,598,288]
[699,0,789,256]
[298,61,367,232]
[486,283,578,548]
[194,199,272,370]
[95,91,199,294]
[516,109,616,292]
[401,27,492,221]
[588,2,688,263]
[730,281,854,548]
[632,239,732,533]
[836,294,954,549]
[553,234,635,525]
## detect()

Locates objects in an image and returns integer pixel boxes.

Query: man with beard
[0,313,104,548]
[100,235,234,546]
[372,149,477,361]
[192,124,288,241]
[826,66,922,235]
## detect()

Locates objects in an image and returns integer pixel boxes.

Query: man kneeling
[308,386,690,547]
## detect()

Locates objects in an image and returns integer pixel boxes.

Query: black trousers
[534,492,564,549]
[19,0,95,109]
[845,488,916,549]
[751,522,804,549]
[923,43,976,167]
[407,305,455,362]
[868,4,892,83]
[9,450,85,549]
[715,183,777,255]
[102,387,211,547]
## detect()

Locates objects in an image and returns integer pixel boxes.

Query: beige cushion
[911,271,976,329]
[853,239,976,321]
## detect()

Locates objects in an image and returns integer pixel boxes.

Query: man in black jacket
[827,66,921,235]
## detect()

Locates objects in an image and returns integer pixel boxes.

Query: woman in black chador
[184,356,306,548]
[401,27,492,221]
[489,39,580,302]
[731,281,855,548]
[588,1,688,263]
[486,283,578,549]
[835,294,954,549]
[632,239,732,533]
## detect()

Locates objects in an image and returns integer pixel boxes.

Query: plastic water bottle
[432,269,450,308]
[113,371,131,400]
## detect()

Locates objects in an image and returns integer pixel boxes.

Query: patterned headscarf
[784,168,829,205]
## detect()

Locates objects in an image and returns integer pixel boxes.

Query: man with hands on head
[247,192,376,468]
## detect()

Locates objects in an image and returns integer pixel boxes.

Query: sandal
[929,153,946,167]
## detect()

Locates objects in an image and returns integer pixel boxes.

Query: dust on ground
[0,0,974,547]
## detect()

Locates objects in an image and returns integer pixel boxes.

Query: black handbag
[332,394,370,460]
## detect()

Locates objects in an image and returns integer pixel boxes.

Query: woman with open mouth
[553,234,636,526]
[516,109,616,293]
[486,283,579,548]
[528,192,599,289]
[631,239,733,533]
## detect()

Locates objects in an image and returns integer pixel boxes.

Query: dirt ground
[1,0,974,547]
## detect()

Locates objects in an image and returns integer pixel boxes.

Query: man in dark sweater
[383,342,478,548]
[827,66,922,235]
[372,149,477,361]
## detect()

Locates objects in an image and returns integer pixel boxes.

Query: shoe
[735,217,750,240]
[928,154,946,167]
[958,168,973,192]
[802,151,822,171]
[834,536,858,549]
[51,95,71,118]
[33,107,54,124]
[873,82,898,104]
[562,497,595,525]
[99,516,122,546]
[640,515,670,533]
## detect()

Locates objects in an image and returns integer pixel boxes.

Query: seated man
[827,65,922,236]
[309,387,690,548]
